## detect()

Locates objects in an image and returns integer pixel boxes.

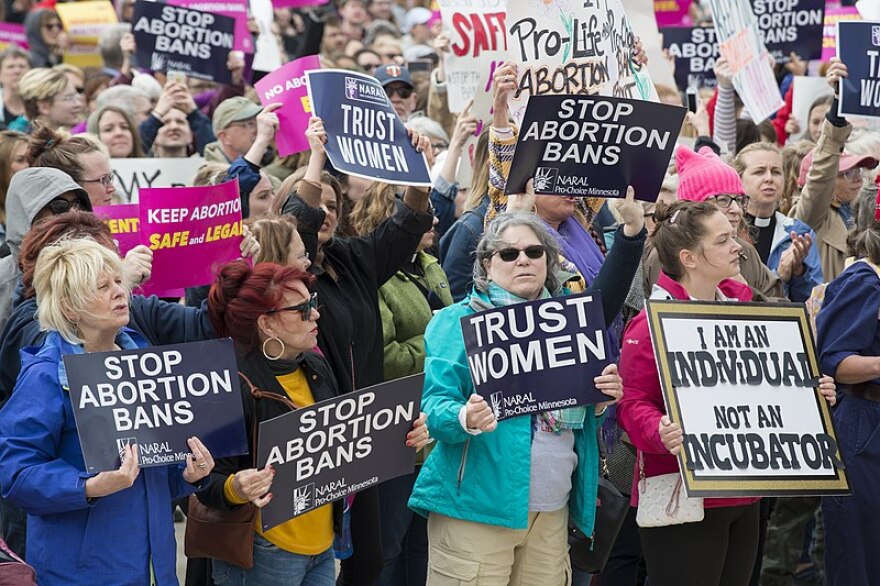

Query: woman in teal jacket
[409,207,645,584]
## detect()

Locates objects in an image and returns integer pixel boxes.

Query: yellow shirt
[223,368,334,555]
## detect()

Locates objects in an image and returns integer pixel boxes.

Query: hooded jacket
[0,168,90,333]
[24,9,62,68]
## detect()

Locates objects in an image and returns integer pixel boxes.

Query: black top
[747,213,776,265]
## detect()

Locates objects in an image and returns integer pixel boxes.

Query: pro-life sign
[461,292,610,421]
[504,95,686,201]
[837,20,880,119]
[647,301,850,497]
[306,69,431,187]
[65,339,248,473]
[256,374,423,530]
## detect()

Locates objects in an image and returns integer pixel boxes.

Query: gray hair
[473,211,563,294]
[847,183,880,262]
[95,84,149,114]
[98,24,130,71]
[406,116,449,144]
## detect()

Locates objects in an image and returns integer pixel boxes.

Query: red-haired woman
[200,260,430,585]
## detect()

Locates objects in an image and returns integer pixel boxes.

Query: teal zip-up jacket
[407,288,601,534]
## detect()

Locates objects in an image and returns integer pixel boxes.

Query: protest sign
[504,95,685,201]
[505,0,656,126]
[646,301,850,497]
[752,0,825,61]
[837,20,880,119]
[654,0,692,27]
[437,0,507,113]
[461,292,610,421]
[623,0,677,89]
[661,26,720,91]
[110,157,206,203]
[708,0,785,122]
[170,0,253,54]
[132,2,234,83]
[56,0,118,69]
[65,339,248,473]
[251,0,283,73]
[139,180,243,290]
[256,374,422,529]
[0,23,27,51]
[792,76,834,139]
[858,0,880,19]
[93,204,185,299]
[255,55,320,157]
[306,69,432,187]
[822,6,861,60]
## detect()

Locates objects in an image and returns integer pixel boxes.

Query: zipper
[456,438,471,495]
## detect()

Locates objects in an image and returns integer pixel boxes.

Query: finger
[483,419,498,432]
[469,393,484,404]
[660,415,671,427]
[461,97,473,117]
[252,493,273,508]
[264,102,282,112]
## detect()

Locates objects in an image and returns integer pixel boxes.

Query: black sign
[131,2,234,83]
[306,69,432,187]
[661,26,720,91]
[256,374,423,530]
[753,0,825,61]
[460,292,610,421]
[838,21,880,119]
[64,339,248,472]
[504,95,686,202]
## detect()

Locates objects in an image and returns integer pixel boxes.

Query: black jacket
[283,184,433,396]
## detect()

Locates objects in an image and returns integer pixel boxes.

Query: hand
[120,32,136,57]
[239,223,261,259]
[465,394,497,432]
[686,96,711,136]
[818,375,837,407]
[507,178,537,212]
[228,51,245,85]
[658,415,684,455]
[614,186,645,237]
[56,31,69,52]
[714,56,734,89]
[450,99,478,150]
[827,57,848,96]
[121,245,153,288]
[231,466,275,507]
[406,127,433,167]
[255,102,280,143]
[492,62,518,112]
[631,36,648,68]
[181,437,215,484]
[594,363,623,415]
[785,52,807,77]
[784,117,801,136]
[174,87,198,115]
[85,443,140,498]
[306,116,327,156]
[406,412,432,451]
[432,32,451,54]
[777,232,810,282]
[154,83,185,118]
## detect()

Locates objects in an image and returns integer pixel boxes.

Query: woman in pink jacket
[618,200,837,586]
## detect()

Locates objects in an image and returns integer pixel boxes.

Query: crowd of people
[0,0,876,585]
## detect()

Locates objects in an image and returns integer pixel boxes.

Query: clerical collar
[753,216,772,228]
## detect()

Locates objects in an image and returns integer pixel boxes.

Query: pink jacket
[618,272,761,509]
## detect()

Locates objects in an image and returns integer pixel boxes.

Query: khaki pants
[426,508,572,586]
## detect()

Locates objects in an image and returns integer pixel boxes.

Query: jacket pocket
[428,547,479,585]
[456,439,470,495]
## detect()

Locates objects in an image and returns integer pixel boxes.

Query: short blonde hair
[34,238,126,344]
[245,213,299,264]
[18,68,69,120]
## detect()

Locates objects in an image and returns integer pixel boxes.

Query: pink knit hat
[675,146,745,202]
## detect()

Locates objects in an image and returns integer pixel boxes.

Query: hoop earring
[262,336,285,361]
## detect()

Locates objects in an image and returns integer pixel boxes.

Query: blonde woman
[14,67,81,132]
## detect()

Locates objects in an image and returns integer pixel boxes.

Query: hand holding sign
[85,443,141,498]
[466,394,497,432]
[406,412,431,450]
[121,244,153,288]
[232,465,275,507]
[819,375,838,407]
[306,116,328,156]
[593,363,624,415]
[659,416,684,455]
[827,57,848,96]
[714,56,735,89]
[615,187,646,238]
[181,436,215,484]
[240,223,261,259]
[493,62,517,125]
[406,127,433,168]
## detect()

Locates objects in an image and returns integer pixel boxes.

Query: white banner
[111,157,206,203]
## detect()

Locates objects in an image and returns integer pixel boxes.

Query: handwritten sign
[111,157,206,204]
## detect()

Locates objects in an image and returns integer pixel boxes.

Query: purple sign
[255,55,320,157]
[138,181,244,290]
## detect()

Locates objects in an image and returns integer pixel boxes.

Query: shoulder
[425,298,472,340]
[718,279,754,302]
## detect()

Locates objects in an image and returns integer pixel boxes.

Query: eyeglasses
[385,86,413,99]
[46,197,81,215]
[493,245,546,263]
[709,194,749,209]
[840,167,865,181]
[227,119,257,130]
[81,174,114,188]
[56,92,81,103]
[266,292,318,320]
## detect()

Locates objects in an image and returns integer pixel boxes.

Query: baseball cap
[212,96,263,135]
[798,150,879,187]
[375,65,413,89]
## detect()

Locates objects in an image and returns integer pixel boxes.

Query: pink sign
[93,204,184,298]
[0,23,28,50]
[654,0,692,27]
[271,0,329,9]
[822,6,861,61]
[255,54,320,157]
[138,181,244,290]
[170,0,253,54]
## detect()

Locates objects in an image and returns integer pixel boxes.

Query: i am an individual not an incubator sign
[647,301,849,497]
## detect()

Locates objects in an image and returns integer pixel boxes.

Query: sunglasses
[46,197,81,215]
[386,86,413,99]
[266,292,319,320]
[493,245,545,263]
[43,22,62,31]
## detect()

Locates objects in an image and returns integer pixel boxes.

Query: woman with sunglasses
[23,9,66,68]
[409,211,626,583]
[201,260,429,585]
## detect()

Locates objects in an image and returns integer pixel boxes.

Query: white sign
[111,157,206,203]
